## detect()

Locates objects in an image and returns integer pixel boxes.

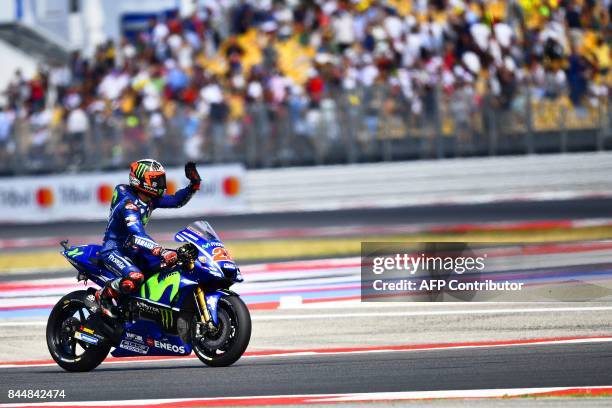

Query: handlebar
[176,243,199,265]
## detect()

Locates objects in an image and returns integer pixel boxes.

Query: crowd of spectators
[0,0,610,171]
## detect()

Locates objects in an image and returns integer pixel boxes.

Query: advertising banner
[0,164,246,223]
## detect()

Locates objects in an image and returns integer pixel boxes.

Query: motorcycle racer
[95,159,201,317]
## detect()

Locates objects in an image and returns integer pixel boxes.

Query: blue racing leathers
[100,183,196,294]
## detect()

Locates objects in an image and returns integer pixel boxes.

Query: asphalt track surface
[0,341,611,404]
[2,198,612,239]
[1,199,611,405]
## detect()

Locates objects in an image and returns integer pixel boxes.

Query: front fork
[195,285,222,334]
[195,286,212,324]
[194,284,225,326]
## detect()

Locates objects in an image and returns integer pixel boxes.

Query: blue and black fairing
[174,221,243,284]
[111,320,192,358]
[173,221,243,326]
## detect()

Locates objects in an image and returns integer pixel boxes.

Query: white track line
[0,321,47,327]
[2,336,612,369]
[1,385,612,407]
[252,305,612,320]
[315,386,612,402]
[2,305,612,327]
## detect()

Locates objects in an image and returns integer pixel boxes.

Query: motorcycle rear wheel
[46,290,110,372]
[192,295,251,367]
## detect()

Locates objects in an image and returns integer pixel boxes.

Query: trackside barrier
[0,164,245,223]
[0,152,611,223]
[245,152,612,212]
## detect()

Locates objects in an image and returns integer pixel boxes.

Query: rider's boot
[95,280,120,318]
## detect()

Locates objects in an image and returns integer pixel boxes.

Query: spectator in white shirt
[65,106,90,166]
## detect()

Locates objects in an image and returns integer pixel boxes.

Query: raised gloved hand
[184,162,201,190]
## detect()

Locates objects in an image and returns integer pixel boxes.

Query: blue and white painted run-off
[3,242,612,320]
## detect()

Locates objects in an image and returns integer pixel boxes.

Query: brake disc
[198,309,230,350]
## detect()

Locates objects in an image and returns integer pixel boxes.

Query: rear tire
[46,291,110,372]
[192,295,251,367]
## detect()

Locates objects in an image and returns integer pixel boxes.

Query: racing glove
[152,246,178,267]
[185,161,201,191]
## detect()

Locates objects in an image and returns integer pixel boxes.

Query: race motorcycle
[46,221,251,372]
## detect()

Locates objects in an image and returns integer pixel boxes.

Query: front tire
[192,295,251,367]
[46,291,110,372]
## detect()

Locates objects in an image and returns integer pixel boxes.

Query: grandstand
[0,0,609,174]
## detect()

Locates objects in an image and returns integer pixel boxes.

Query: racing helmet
[129,159,167,198]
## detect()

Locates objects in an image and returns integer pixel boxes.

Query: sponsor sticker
[206,296,219,315]
[120,340,149,355]
[125,215,138,227]
[202,241,223,249]
[136,301,160,315]
[125,332,144,343]
[66,248,84,258]
[134,237,157,250]
[186,226,205,238]
[153,339,186,354]
[160,308,174,329]
[108,253,127,268]
[74,331,99,345]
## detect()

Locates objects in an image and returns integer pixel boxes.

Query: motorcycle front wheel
[191,295,251,367]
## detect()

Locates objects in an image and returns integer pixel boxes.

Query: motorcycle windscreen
[174,221,241,280]
[174,221,221,247]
